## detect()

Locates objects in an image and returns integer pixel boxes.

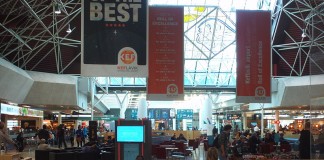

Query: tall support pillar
[58,113,62,124]
[172,118,176,130]
[242,112,247,131]
[261,108,265,137]
[90,78,94,121]
[275,110,279,132]
[199,96,213,135]
[137,98,147,119]
[183,119,187,131]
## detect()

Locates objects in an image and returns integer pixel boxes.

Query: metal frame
[272,0,324,76]
[0,0,81,74]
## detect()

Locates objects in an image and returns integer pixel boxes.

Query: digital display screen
[116,126,144,143]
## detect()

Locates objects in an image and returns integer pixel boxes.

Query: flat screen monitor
[116,126,144,143]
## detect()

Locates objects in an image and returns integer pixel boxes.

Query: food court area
[0,99,323,160]
[0,0,324,160]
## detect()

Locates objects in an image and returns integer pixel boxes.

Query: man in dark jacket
[37,125,50,144]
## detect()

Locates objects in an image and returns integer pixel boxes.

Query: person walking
[218,124,232,160]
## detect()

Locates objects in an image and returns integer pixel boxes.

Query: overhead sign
[0,103,20,116]
[236,10,271,103]
[226,114,241,120]
[81,0,148,77]
[147,6,184,101]
[176,109,193,119]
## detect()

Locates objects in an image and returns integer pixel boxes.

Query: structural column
[58,113,62,124]
[261,109,264,137]
[172,119,176,130]
[275,110,279,132]
[137,98,147,119]
[90,78,94,121]
[199,96,213,135]
[242,112,247,131]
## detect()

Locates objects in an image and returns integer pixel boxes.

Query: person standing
[68,128,75,147]
[16,129,24,152]
[299,122,314,159]
[57,124,67,149]
[0,122,16,150]
[37,125,50,144]
[218,124,232,160]
[75,125,84,147]
[317,125,324,159]
[82,126,88,144]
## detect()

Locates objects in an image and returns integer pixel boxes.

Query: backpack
[213,134,220,149]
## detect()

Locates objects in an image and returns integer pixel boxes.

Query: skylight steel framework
[272,0,324,76]
[3,0,323,110]
[0,0,81,74]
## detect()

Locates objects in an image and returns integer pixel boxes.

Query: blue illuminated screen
[116,126,144,142]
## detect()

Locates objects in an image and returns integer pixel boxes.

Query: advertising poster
[236,10,271,103]
[81,0,148,77]
[147,6,184,101]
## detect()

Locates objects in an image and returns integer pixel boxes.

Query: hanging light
[301,29,306,38]
[66,24,72,33]
[54,3,61,14]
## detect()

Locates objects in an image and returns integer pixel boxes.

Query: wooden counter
[0,153,20,160]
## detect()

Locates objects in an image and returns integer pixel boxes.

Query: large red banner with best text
[147,7,184,101]
[236,10,271,103]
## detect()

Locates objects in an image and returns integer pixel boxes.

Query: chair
[203,141,209,151]
[35,149,64,160]
[259,143,271,154]
[193,140,199,150]
[155,147,167,159]
[173,141,191,157]
[101,152,114,160]
[188,139,195,147]
[49,152,75,160]
[280,143,291,152]
[151,145,159,158]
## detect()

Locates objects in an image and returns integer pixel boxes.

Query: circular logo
[255,86,266,97]
[120,49,135,64]
[167,84,178,94]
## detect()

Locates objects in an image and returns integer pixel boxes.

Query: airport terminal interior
[0,0,323,160]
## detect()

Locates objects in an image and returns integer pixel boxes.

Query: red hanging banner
[236,10,271,103]
[147,6,184,101]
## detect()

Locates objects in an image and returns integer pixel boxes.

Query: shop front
[1,103,43,139]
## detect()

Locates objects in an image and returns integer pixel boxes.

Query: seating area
[152,139,201,160]
[35,145,115,160]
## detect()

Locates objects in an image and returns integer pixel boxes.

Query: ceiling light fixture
[301,29,306,38]
[66,24,72,33]
[54,3,61,14]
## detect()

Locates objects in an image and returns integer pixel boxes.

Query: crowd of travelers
[208,121,324,160]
